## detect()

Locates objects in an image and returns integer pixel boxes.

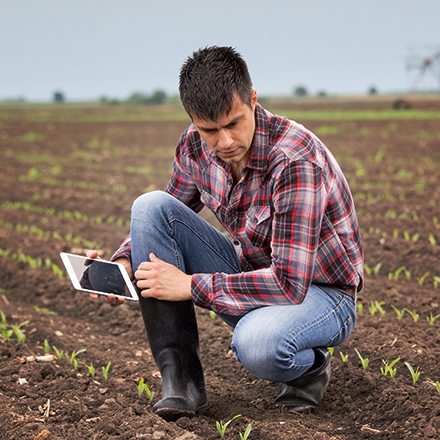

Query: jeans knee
[132,191,166,213]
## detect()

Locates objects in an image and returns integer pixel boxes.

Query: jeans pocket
[328,313,356,347]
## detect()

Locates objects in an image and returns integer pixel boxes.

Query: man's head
[179,46,253,122]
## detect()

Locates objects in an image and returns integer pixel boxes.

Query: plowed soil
[1,97,440,439]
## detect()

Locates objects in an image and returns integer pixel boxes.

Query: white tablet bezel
[60,252,139,301]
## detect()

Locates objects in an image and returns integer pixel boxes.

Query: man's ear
[251,89,258,110]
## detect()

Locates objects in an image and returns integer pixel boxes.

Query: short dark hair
[179,46,253,121]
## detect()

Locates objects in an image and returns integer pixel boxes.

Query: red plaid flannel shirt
[112,104,364,316]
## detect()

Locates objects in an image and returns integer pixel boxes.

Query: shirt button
[233,240,240,246]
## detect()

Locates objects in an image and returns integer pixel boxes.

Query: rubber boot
[139,297,207,421]
[274,347,331,414]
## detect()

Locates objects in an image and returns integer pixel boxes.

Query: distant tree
[317,90,328,97]
[148,89,167,105]
[293,85,308,97]
[53,91,65,103]
[368,86,378,95]
[127,89,168,105]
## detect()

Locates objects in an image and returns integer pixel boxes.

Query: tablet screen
[60,252,139,301]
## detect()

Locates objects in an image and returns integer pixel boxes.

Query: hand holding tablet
[60,252,139,301]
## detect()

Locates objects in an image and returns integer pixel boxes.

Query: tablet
[60,252,139,301]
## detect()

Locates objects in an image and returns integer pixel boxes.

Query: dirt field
[1,96,440,439]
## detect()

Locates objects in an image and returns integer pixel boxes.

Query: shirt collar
[195,102,270,173]
[246,103,269,171]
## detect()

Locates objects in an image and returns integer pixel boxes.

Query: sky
[1,0,439,102]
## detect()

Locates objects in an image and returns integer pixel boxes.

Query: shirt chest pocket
[245,205,272,247]
[200,191,221,213]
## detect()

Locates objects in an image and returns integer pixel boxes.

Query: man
[90,46,363,421]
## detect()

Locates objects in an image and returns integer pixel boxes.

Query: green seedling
[436,381,440,393]
[393,229,399,239]
[417,271,430,286]
[426,312,440,325]
[34,305,54,315]
[11,320,29,343]
[239,423,252,440]
[209,310,216,320]
[81,361,96,377]
[327,347,334,356]
[43,339,51,354]
[66,348,87,365]
[369,300,386,316]
[0,311,13,339]
[102,361,111,380]
[381,358,400,377]
[428,234,437,246]
[138,377,155,402]
[390,305,405,320]
[393,266,410,281]
[216,414,241,437]
[354,348,369,370]
[403,308,419,322]
[339,351,349,362]
[405,362,421,384]
[52,345,64,360]
[363,262,381,276]
[356,302,364,313]
[433,276,440,289]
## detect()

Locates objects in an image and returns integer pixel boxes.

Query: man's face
[192,90,257,171]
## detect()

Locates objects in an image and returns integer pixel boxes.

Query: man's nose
[217,129,233,149]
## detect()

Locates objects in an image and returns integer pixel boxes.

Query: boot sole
[154,404,208,422]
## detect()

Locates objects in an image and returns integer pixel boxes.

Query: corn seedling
[81,361,96,377]
[390,305,405,320]
[209,310,216,320]
[34,305,54,315]
[392,266,410,281]
[66,348,87,365]
[216,414,241,438]
[43,339,51,354]
[356,302,363,313]
[52,346,64,360]
[354,348,369,370]
[339,351,349,362]
[0,310,13,339]
[426,312,440,325]
[403,308,419,322]
[381,358,400,377]
[138,377,155,402]
[436,381,440,393]
[239,424,252,440]
[369,300,386,316]
[433,276,440,289]
[417,271,430,286]
[405,362,421,384]
[10,320,29,343]
[102,361,111,380]
[364,263,382,276]
[428,234,437,246]
[327,347,334,356]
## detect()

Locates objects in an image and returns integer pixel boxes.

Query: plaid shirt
[112,104,363,316]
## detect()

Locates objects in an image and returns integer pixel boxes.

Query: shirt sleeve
[110,234,132,262]
[191,161,326,316]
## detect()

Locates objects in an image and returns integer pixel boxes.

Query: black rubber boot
[274,347,331,414]
[139,297,207,421]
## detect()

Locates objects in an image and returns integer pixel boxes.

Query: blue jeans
[130,191,357,383]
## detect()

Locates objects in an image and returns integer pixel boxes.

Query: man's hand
[86,249,127,306]
[135,253,192,301]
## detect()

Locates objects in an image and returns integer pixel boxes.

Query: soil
[1,97,440,440]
